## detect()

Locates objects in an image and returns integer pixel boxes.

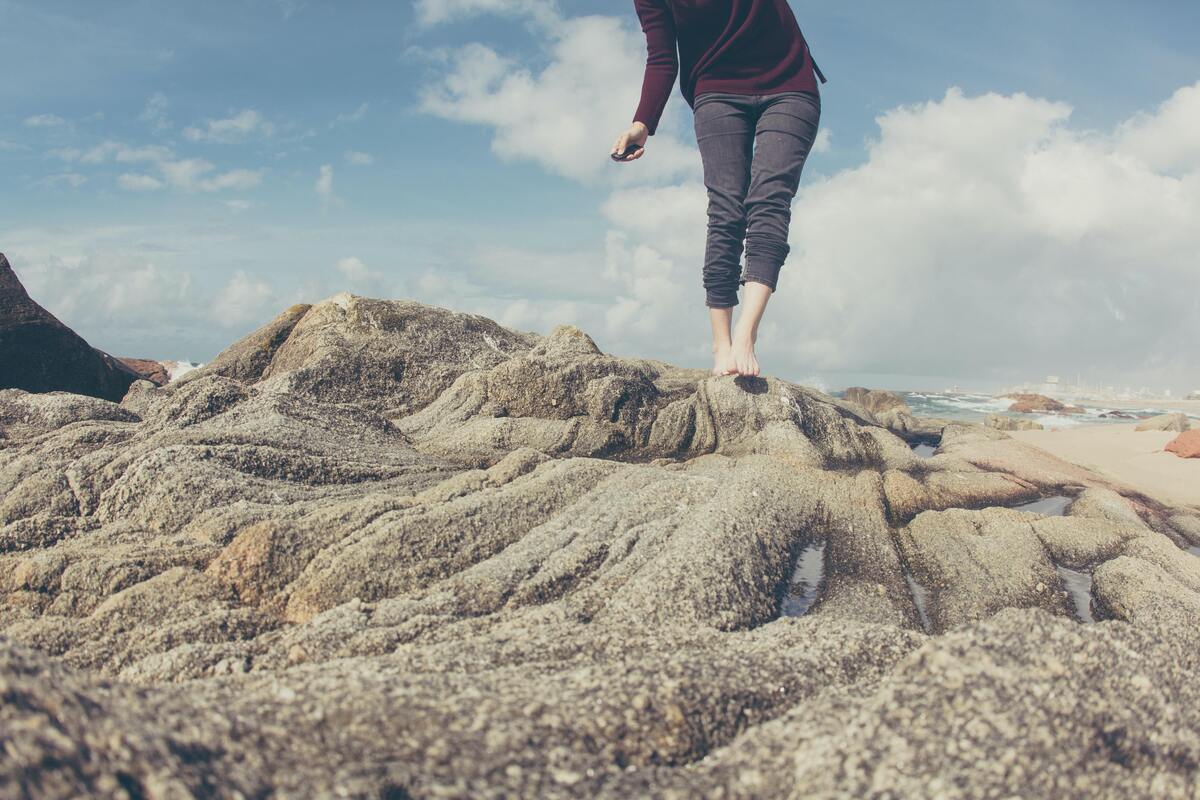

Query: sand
[1011,422,1200,509]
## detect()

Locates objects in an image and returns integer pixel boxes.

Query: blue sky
[3,0,1199,393]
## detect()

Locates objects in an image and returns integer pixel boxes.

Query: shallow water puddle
[1055,565,1096,624]
[780,541,826,617]
[902,570,933,633]
[1012,496,1072,516]
[910,443,937,459]
[1188,545,1200,558]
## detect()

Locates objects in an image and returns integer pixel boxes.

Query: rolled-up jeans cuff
[739,273,778,292]
[705,294,739,309]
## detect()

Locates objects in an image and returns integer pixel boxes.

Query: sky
[2,0,1199,394]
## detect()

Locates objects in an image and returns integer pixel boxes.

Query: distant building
[1040,375,1060,395]
[1188,389,1200,401]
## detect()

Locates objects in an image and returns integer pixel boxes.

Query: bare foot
[712,344,737,376]
[731,326,759,376]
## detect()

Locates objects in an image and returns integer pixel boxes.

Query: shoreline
[1009,422,1200,509]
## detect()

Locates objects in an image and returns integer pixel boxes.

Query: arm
[632,0,678,136]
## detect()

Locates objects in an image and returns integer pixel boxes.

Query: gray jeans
[693,90,821,308]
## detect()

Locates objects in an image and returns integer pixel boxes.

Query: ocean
[832,390,1198,431]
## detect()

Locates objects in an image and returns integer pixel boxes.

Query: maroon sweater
[632,0,823,135]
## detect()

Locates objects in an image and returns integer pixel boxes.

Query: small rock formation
[1165,430,1200,459]
[117,357,170,386]
[986,413,1044,431]
[1004,393,1086,415]
[1135,412,1191,433]
[0,253,141,402]
[841,386,950,445]
[843,386,907,415]
[2,292,1200,798]
[1100,410,1135,419]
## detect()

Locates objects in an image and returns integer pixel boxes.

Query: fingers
[612,134,628,157]
[629,147,645,161]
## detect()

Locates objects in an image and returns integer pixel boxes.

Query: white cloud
[184,109,274,143]
[414,0,560,29]
[117,173,164,191]
[225,199,253,213]
[277,0,304,19]
[345,150,373,166]
[23,114,65,128]
[140,92,171,132]
[315,164,335,201]
[214,270,275,327]
[156,157,263,192]
[332,102,369,127]
[1117,81,1200,174]
[417,15,696,183]
[39,173,88,189]
[813,127,833,154]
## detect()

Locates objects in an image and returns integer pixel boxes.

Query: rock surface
[0,253,141,402]
[986,412,1044,431]
[3,293,1200,798]
[1004,393,1086,415]
[116,358,170,387]
[1136,412,1191,433]
[1165,430,1200,459]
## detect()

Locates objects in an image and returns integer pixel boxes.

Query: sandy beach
[1011,422,1200,509]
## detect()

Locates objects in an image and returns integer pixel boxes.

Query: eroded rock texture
[3,294,1200,799]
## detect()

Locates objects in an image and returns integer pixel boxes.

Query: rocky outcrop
[1004,393,1086,415]
[1136,412,1191,432]
[0,253,141,402]
[841,386,950,445]
[3,292,1200,798]
[843,386,908,415]
[116,358,170,386]
[1166,431,1200,459]
[986,413,1044,431]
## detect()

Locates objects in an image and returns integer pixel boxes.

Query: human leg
[693,92,756,310]
[732,92,821,376]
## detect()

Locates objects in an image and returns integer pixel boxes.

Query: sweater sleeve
[632,0,678,136]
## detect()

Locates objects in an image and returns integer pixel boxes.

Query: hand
[611,122,649,162]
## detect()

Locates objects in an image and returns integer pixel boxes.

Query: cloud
[813,128,833,154]
[332,103,369,127]
[345,150,373,166]
[23,114,65,128]
[140,92,171,132]
[315,164,335,201]
[183,109,274,143]
[214,270,275,327]
[413,0,560,29]
[417,15,696,184]
[117,173,164,191]
[1117,82,1200,174]
[276,0,304,19]
[39,173,88,189]
[225,199,253,213]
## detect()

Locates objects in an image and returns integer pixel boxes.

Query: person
[612,0,825,378]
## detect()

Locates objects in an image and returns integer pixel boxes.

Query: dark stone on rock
[0,253,140,402]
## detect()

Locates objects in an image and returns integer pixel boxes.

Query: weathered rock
[0,253,140,402]
[986,412,1043,431]
[843,386,908,415]
[3,294,1199,798]
[1136,412,1191,432]
[1005,393,1086,415]
[1165,430,1200,458]
[116,357,170,386]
